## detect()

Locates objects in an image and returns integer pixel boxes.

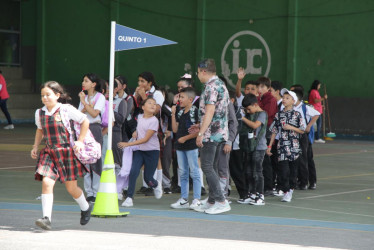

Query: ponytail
[42,81,72,104]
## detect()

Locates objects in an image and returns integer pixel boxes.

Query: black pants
[229,149,247,198]
[0,99,13,124]
[271,139,281,189]
[278,158,299,193]
[263,138,275,191]
[171,139,179,188]
[245,150,266,194]
[299,134,317,186]
[161,136,172,187]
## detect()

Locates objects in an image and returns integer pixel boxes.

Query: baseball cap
[280,88,298,104]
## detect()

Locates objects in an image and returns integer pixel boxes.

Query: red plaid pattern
[35,108,88,183]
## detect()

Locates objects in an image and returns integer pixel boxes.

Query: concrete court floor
[0,124,373,249]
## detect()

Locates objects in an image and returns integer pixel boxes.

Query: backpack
[123,94,138,140]
[59,104,101,164]
[94,93,109,128]
[239,111,267,153]
[301,103,315,144]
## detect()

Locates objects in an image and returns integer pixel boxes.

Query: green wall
[21,0,374,97]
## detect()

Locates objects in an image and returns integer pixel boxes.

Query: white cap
[280,88,298,104]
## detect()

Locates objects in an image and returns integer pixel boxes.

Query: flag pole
[107,21,116,155]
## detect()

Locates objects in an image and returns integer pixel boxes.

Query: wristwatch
[198,132,203,137]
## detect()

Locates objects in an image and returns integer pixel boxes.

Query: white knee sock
[74,192,89,211]
[142,170,148,187]
[156,169,163,185]
[199,168,205,188]
[41,193,53,221]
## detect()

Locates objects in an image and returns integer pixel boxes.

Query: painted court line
[319,172,374,180]
[298,188,374,200]
[1,202,374,232]
[271,203,374,219]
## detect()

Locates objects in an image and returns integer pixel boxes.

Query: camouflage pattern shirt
[199,76,230,143]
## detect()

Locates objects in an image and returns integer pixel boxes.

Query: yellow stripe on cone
[92,149,129,217]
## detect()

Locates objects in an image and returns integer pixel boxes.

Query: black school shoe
[80,203,93,226]
[163,187,172,194]
[144,187,154,196]
[35,216,52,230]
[86,196,96,203]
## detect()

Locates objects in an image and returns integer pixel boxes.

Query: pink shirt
[0,74,10,100]
[136,114,160,151]
[309,89,323,114]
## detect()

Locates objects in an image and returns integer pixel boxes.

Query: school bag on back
[59,104,101,164]
[94,93,109,128]
[302,103,315,144]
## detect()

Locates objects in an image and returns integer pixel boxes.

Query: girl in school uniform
[78,73,105,203]
[118,97,163,207]
[31,81,92,230]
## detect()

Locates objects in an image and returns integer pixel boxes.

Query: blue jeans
[176,149,201,200]
[315,116,322,140]
[127,150,160,198]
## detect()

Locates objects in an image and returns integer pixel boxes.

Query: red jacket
[0,74,10,100]
[259,91,277,127]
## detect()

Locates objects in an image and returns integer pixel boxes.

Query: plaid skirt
[35,145,89,183]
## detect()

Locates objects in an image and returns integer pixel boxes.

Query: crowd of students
[30,58,327,229]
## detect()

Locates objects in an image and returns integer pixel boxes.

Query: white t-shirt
[134,86,164,107]
[35,103,86,129]
[78,92,106,124]
[294,102,320,124]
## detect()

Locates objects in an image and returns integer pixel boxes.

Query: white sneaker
[200,197,208,205]
[171,198,189,209]
[237,193,256,204]
[315,139,325,144]
[121,197,133,207]
[117,193,123,200]
[193,200,214,213]
[189,199,202,210]
[205,200,231,215]
[249,194,265,206]
[273,190,284,197]
[153,182,163,199]
[281,191,293,202]
[4,124,14,129]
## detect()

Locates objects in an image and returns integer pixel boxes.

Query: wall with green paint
[20,0,374,134]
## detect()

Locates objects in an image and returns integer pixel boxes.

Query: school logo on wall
[221,30,271,89]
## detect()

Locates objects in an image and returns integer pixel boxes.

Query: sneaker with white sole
[200,197,208,205]
[189,199,202,210]
[315,139,325,144]
[193,200,214,213]
[121,197,133,207]
[153,182,163,199]
[4,124,14,130]
[118,193,123,201]
[171,198,189,209]
[249,194,265,206]
[205,200,231,215]
[281,191,292,202]
[35,216,51,230]
[237,194,252,204]
[273,190,284,197]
